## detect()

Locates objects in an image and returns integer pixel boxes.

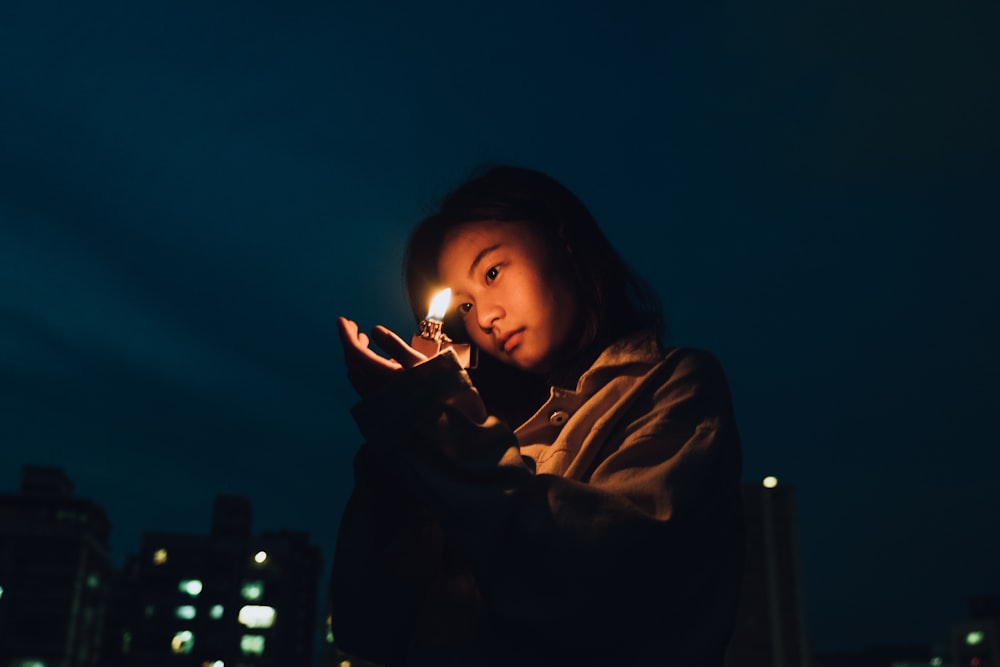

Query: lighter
[410,288,477,369]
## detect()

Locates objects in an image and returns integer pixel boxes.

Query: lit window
[967,630,985,645]
[179,580,203,597]
[153,549,168,565]
[762,476,778,489]
[241,581,263,601]
[240,634,265,655]
[238,605,276,629]
[253,550,268,564]
[210,604,224,619]
[171,630,195,654]
[176,605,197,620]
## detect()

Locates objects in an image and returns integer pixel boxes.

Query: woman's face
[437,220,580,374]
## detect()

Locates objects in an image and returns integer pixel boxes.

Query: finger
[370,325,427,368]
[337,316,360,349]
[337,317,373,355]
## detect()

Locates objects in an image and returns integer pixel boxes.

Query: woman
[332,165,745,666]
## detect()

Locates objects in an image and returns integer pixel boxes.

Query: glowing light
[427,288,451,321]
[210,604,224,619]
[179,579,203,597]
[967,630,985,645]
[202,661,224,667]
[762,476,778,488]
[238,604,277,628]
[253,550,268,564]
[241,581,263,601]
[176,605,197,620]
[171,630,195,654]
[153,549,168,565]
[240,635,265,656]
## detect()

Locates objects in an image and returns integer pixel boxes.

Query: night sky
[2,0,998,655]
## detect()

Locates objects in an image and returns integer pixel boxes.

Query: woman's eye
[485,266,500,283]
[458,302,473,315]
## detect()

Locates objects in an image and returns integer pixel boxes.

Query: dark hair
[404,165,664,353]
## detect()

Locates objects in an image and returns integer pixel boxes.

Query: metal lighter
[409,288,477,369]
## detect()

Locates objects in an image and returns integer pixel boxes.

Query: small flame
[426,288,451,322]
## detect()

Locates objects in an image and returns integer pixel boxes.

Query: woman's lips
[500,330,523,353]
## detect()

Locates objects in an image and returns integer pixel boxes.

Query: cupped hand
[337,317,428,397]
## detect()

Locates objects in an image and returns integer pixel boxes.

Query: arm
[344,346,745,659]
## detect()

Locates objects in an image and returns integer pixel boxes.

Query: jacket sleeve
[333,346,745,663]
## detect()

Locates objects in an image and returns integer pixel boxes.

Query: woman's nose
[477,304,502,332]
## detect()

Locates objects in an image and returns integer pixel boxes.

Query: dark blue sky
[2,0,997,654]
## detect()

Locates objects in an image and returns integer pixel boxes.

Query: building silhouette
[0,465,113,667]
[727,477,811,667]
[952,595,1000,667]
[105,494,324,666]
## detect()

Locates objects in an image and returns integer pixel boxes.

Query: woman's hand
[337,317,429,397]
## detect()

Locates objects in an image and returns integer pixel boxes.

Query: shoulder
[660,346,728,381]
[649,346,735,415]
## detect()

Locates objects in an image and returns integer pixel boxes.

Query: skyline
[0,461,980,658]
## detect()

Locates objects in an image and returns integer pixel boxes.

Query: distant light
[176,605,197,620]
[931,658,943,666]
[153,549,168,565]
[202,661,224,667]
[171,630,195,654]
[210,604,224,620]
[967,630,985,645]
[762,476,778,489]
[238,605,277,629]
[240,634,265,656]
[0,585,4,600]
[339,661,351,667]
[179,580,203,597]
[86,573,100,589]
[241,581,263,601]
[253,550,268,564]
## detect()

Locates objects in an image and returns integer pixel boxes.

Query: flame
[426,288,451,322]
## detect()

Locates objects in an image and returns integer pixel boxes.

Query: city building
[727,476,812,667]
[0,465,113,667]
[952,595,1000,667]
[107,495,324,667]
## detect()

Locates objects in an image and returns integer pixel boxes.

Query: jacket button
[548,410,569,426]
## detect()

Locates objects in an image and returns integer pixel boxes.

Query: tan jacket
[331,330,745,667]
